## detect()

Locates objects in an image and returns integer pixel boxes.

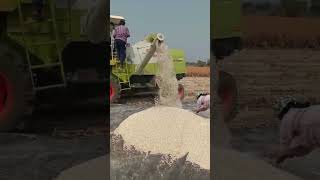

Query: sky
[111,0,210,62]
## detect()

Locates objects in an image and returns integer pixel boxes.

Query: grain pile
[113,106,210,170]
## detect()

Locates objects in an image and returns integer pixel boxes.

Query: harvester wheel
[218,71,238,123]
[110,75,120,103]
[0,43,34,131]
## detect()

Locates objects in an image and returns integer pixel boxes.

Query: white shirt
[197,95,210,112]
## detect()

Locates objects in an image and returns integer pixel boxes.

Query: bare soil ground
[186,66,210,77]
[230,126,320,180]
[179,77,210,100]
[243,16,320,48]
[224,49,320,128]
[0,102,107,180]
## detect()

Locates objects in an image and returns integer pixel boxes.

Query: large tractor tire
[218,71,238,123]
[110,75,120,103]
[0,43,34,131]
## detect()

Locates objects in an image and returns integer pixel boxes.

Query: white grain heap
[114,106,210,169]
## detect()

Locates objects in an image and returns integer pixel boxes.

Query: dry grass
[186,66,210,77]
[243,16,320,48]
[179,77,210,100]
[224,49,320,128]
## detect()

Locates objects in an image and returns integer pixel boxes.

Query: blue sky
[111,0,209,62]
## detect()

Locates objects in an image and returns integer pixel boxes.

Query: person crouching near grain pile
[195,92,210,113]
[275,95,320,165]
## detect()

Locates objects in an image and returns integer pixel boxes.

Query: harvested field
[243,16,320,48]
[179,77,209,100]
[223,49,320,128]
[186,66,210,77]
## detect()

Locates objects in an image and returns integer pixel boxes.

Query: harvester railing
[110,36,132,91]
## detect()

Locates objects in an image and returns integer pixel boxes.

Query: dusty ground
[230,126,320,180]
[0,103,107,180]
[178,77,210,100]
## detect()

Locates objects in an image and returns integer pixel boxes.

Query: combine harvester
[0,0,108,131]
[110,15,186,103]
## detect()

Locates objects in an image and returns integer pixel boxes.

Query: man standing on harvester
[113,19,130,68]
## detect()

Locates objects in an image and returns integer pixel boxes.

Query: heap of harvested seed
[114,106,210,170]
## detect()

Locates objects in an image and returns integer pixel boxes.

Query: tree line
[186,59,210,67]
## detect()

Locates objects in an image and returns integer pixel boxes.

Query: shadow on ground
[231,127,320,180]
[0,102,107,180]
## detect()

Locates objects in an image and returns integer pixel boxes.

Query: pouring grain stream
[154,41,182,107]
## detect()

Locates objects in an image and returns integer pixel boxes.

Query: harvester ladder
[111,42,131,91]
[118,61,131,91]
[17,0,66,91]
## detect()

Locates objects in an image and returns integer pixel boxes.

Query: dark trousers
[115,39,126,65]
[32,0,44,13]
